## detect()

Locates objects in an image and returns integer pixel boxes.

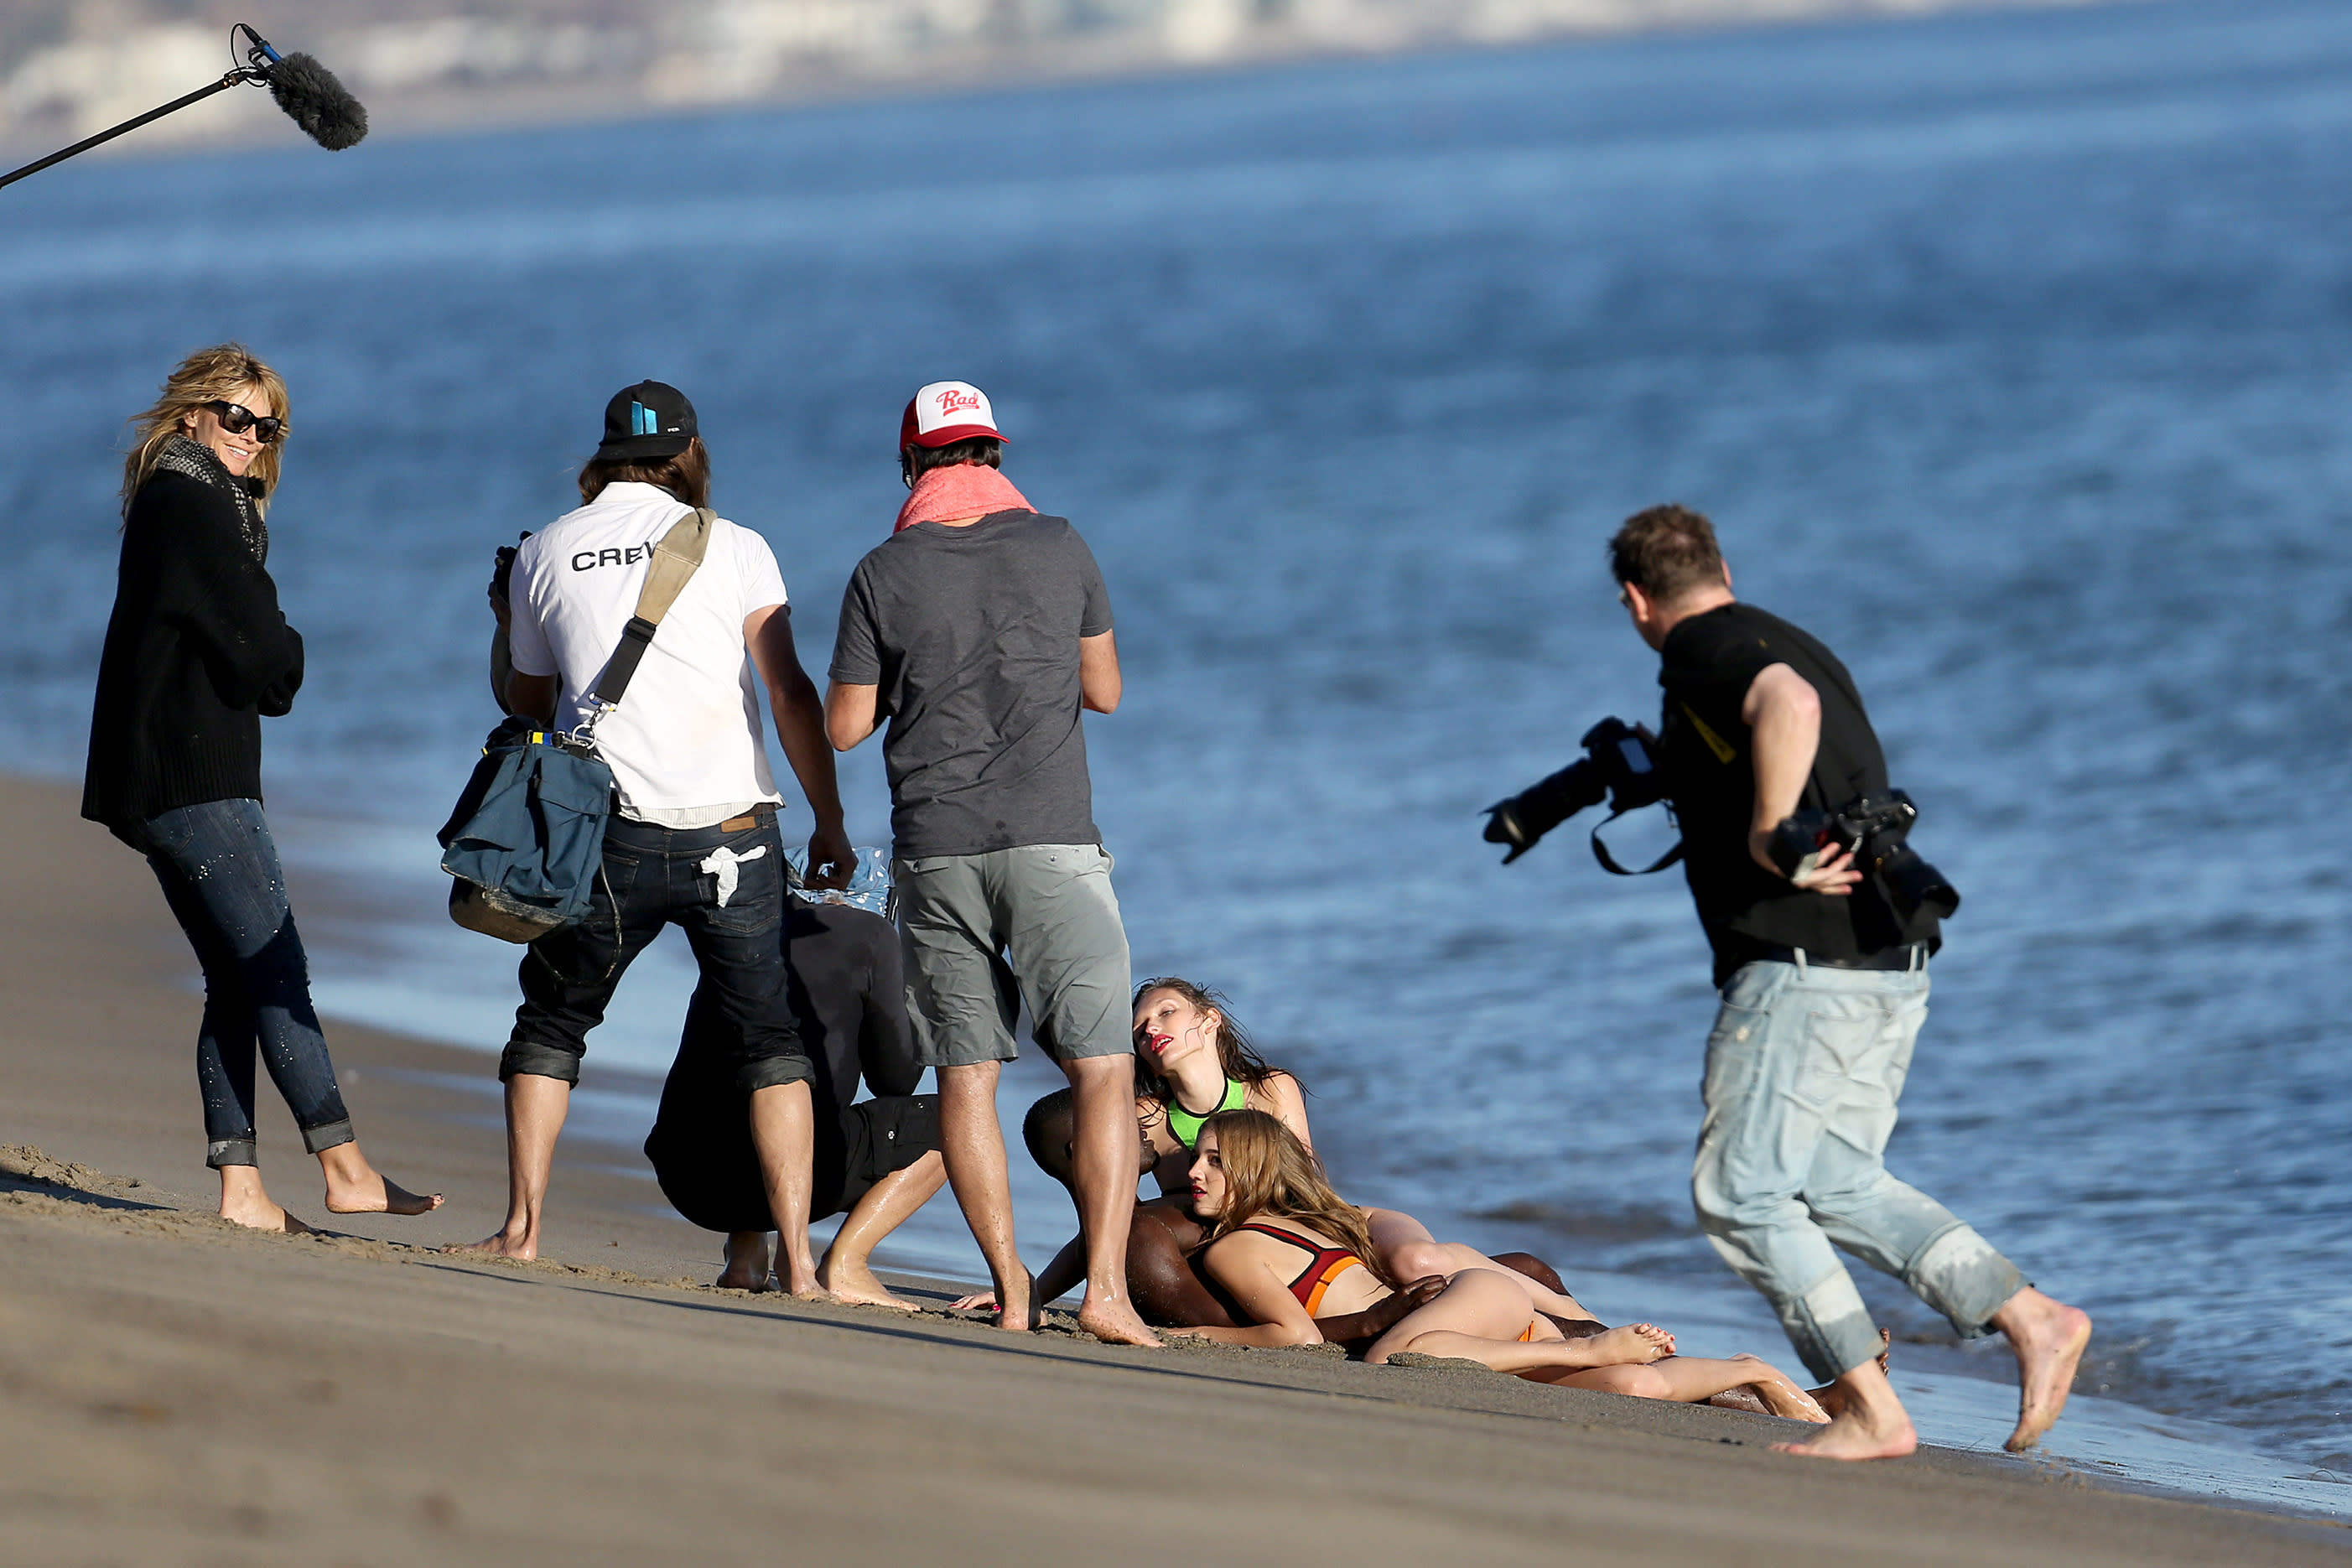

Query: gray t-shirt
[829,509,1113,859]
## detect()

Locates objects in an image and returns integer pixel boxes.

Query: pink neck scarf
[893,463,1035,533]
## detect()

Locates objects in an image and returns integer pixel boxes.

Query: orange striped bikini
[1236,1222,1365,1314]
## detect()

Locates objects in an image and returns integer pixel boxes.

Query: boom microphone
[241,28,369,152]
[0,22,367,193]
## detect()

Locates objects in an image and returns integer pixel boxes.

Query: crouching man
[646,889,947,1306]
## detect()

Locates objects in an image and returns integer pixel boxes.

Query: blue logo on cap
[631,402,658,436]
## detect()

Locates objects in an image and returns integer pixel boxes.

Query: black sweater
[83,468,304,841]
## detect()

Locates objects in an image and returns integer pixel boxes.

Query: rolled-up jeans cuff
[739,1055,813,1095]
[1778,1268,1887,1384]
[206,1138,258,1170]
[300,1118,356,1156]
[500,1041,583,1085]
[1909,1223,2027,1339]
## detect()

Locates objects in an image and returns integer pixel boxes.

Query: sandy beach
[0,772,2342,1566]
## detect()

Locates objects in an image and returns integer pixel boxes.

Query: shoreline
[2,771,2348,1559]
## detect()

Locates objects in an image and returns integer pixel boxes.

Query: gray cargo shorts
[895,844,1132,1069]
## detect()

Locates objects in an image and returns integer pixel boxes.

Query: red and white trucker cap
[900,380,1005,449]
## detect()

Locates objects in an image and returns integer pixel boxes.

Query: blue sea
[4,0,2348,1512]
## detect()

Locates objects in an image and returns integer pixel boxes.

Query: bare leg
[750,1080,820,1297]
[1555,1353,1827,1420]
[1368,1269,1668,1369]
[1772,1355,1918,1462]
[718,1231,775,1290]
[448,1072,568,1259]
[216,1165,311,1233]
[818,1152,947,1310]
[1062,1053,1160,1348]
[1809,1330,1890,1419]
[1991,1285,2094,1451]
[937,1060,1034,1332]
[317,1142,442,1216]
[1365,1212,1597,1321]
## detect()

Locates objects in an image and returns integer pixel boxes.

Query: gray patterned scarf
[153,434,268,563]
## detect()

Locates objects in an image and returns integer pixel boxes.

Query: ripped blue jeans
[141,798,355,1170]
[1691,957,2025,1383]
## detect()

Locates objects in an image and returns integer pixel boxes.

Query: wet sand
[1,774,2343,1565]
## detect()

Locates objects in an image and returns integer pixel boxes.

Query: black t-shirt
[1656,602,1938,984]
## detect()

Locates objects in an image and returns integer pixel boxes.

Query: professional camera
[488,532,532,605]
[1482,717,1668,866]
[1764,790,1960,922]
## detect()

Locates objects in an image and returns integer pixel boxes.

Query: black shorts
[646,1092,939,1234]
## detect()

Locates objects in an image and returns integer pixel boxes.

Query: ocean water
[4,0,2348,1503]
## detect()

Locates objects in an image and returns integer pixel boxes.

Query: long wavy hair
[1194,1109,1392,1288]
[121,344,291,517]
[1132,977,1293,1103]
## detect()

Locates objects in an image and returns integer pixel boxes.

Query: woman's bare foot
[446,1231,535,1260]
[1077,1295,1163,1347]
[323,1172,444,1217]
[220,1193,313,1234]
[1730,1355,1830,1423]
[1582,1322,1674,1367]
[1995,1290,2093,1452]
[216,1168,312,1234]
[817,1255,917,1311]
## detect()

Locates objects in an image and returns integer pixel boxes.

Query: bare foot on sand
[220,1194,313,1234]
[1773,1404,1918,1462]
[1077,1295,1163,1348]
[716,1232,776,1291]
[447,1231,536,1260]
[1731,1355,1830,1423]
[818,1257,917,1311]
[1996,1288,2093,1452]
[989,1272,1041,1333]
[324,1173,443,1217]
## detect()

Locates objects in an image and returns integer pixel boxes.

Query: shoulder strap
[1235,1222,1316,1256]
[586,507,715,714]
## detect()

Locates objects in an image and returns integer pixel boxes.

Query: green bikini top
[1166,1077,1249,1150]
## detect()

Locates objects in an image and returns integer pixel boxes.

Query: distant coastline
[0,0,2142,160]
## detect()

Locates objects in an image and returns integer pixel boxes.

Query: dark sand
[1,775,2342,1565]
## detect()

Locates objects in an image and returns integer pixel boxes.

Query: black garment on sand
[646,896,938,1232]
[84,456,304,841]
[1656,602,1940,986]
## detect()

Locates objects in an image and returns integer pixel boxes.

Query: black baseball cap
[596,380,697,460]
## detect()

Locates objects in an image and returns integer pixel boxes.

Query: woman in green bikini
[1133,977,1602,1318]
[1132,976,1311,1186]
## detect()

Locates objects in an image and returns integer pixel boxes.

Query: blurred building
[1,0,2127,150]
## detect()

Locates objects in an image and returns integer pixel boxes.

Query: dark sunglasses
[204,400,284,444]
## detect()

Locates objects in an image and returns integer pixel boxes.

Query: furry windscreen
[266,53,368,151]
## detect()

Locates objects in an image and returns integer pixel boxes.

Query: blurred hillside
[3,0,2130,153]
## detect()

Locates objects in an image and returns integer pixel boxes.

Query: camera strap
[1589,808,1682,876]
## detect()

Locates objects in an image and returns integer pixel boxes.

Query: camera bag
[437,506,714,942]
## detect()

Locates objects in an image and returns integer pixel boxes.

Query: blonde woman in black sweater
[84,344,439,1232]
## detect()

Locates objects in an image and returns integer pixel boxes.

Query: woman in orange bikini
[1134,978,1620,1327]
[1174,1110,1830,1419]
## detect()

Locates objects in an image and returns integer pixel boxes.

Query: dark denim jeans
[501,812,809,1093]
[141,798,354,1169]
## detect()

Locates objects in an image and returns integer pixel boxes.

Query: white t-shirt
[506,481,787,823]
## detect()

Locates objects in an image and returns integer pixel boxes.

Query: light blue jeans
[1692,956,2025,1383]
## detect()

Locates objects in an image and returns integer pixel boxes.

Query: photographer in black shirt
[1609,505,2090,1463]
